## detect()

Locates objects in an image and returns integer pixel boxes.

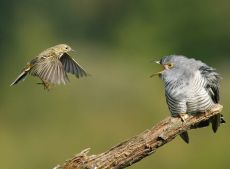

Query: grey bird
[10,44,87,90]
[151,55,225,143]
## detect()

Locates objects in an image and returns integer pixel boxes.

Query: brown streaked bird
[10,44,87,90]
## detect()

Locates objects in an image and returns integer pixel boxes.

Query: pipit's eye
[65,47,68,49]
[168,63,174,68]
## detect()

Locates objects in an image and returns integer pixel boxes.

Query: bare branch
[54,104,223,169]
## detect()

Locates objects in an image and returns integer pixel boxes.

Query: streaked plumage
[11,44,87,89]
[154,55,225,143]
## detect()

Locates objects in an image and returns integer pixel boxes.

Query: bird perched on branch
[10,44,87,90]
[151,55,225,143]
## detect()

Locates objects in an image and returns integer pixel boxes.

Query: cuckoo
[151,55,225,143]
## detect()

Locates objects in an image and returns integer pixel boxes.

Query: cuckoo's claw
[178,113,189,122]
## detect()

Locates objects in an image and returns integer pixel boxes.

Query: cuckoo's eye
[167,63,174,68]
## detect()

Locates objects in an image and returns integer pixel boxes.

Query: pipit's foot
[37,81,51,90]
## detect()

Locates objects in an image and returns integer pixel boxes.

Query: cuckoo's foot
[178,113,189,122]
[178,113,190,144]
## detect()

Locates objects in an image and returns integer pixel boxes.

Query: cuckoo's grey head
[151,55,201,83]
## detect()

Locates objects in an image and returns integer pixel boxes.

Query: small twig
[54,104,223,169]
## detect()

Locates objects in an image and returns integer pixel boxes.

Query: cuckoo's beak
[150,60,163,77]
[150,71,163,77]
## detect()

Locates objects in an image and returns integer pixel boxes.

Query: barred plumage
[154,55,225,143]
[165,70,215,116]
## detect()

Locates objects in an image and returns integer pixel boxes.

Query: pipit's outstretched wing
[60,53,87,78]
[30,57,69,85]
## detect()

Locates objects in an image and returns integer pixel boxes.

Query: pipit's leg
[37,80,50,90]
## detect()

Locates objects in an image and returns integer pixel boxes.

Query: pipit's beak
[150,60,163,78]
[70,49,80,54]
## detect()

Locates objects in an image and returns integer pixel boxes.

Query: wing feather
[199,65,221,103]
[30,57,69,84]
[199,65,223,132]
[60,53,87,78]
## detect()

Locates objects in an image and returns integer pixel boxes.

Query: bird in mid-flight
[151,55,225,143]
[10,44,87,90]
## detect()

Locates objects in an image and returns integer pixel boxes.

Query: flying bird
[151,55,225,143]
[10,44,87,90]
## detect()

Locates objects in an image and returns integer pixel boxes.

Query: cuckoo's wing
[60,53,87,78]
[30,57,69,85]
[199,65,221,103]
[199,65,224,132]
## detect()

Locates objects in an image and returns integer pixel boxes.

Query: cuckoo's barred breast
[165,71,215,116]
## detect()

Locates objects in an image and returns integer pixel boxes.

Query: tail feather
[179,131,189,144]
[10,70,29,86]
[220,114,226,123]
[211,114,221,133]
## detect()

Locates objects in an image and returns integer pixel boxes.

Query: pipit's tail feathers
[10,66,31,86]
[179,131,189,144]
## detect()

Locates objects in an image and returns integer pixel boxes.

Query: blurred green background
[1,0,230,169]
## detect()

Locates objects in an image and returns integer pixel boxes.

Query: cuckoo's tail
[211,114,225,133]
[10,68,30,86]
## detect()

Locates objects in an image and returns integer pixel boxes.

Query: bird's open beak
[150,60,164,78]
[150,71,163,77]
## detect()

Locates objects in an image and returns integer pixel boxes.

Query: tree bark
[53,104,223,169]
